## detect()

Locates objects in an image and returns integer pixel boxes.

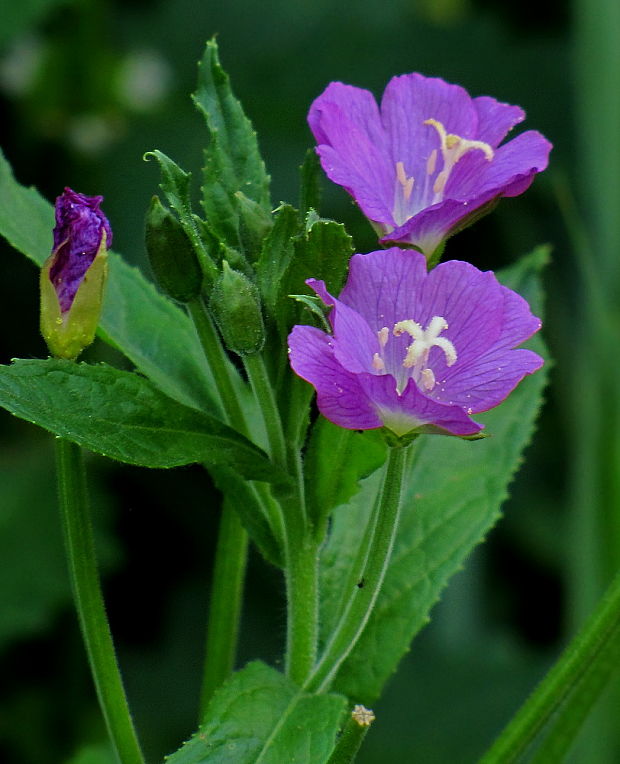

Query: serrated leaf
[305,418,387,536]
[166,661,346,764]
[0,148,239,416]
[319,250,550,702]
[0,359,283,480]
[277,217,354,336]
[256,204,301,316]
[291,218,353,298]
[299,148,322,217]
[193,39,271,251]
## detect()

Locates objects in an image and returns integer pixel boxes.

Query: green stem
[199,503,249,719]
[187,296,247,430]
[186,296,251,711]
[285,536,319,685]
[479,566,620,763]
[55,438,144,764]
[241,354,317,685]
[305,442,411,694]
[243,353,288,469]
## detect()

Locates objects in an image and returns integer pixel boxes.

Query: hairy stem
[305,442,411,693]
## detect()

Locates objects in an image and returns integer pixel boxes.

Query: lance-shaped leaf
[0,359,284,480]
[166,661,346,764]
[319,247,550,701]
[0,148,237,416]
[304,417,387,537]
[193,39,271,251]
[256,204,301,317]
[299,148,322,218]
[275,215,354,337]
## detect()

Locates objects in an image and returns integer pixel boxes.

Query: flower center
[372,315,457,394]
[424,118,494,204]
[391,120,493,228]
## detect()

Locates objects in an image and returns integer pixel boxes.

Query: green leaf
[299,148,322,218]
[276,216,353,335]
[193,39,271,251]
[144,150,217,283]
[166,661,346,764]
[0,359,282,480]
[0,147,54,258]
[211,468,283,568]
[291,217,353,299]
[305,418,387,537]
[256,204,301,316]
[0,148,237,415]
[288,294,331,331]
[235,191,274,260]
[319,249,550,702]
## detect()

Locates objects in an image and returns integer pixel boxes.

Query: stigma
[371,315,457,394]
[393,315,457,369]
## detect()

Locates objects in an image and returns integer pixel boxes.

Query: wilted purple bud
[40,188,111,359]
[288,248,543,438]
[308,74,552,261]
[50,188,112,312]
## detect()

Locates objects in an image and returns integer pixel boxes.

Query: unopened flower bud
[145,196,203,301]
[235,191,273,259]
[210,261,265,355]
[40,188,110,360]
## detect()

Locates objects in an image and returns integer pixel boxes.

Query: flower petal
[308,83,394,227]
[381,74,479,214]
[437,347,543,412]
[472,95,525,146]
[448,130,552,200]
[307,278,379,374]
[288,325,383,429]
[359,373,483,436]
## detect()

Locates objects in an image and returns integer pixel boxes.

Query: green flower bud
[210,261,265,355]
[145,196,203,302]
[235,191,273,260]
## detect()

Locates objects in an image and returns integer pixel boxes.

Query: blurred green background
[1,0,618,761]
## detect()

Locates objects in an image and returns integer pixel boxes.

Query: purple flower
[50,188,112,313]
[288,248,543,437]
[308,74,552,259]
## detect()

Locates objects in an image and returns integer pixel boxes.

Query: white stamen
[395,161,415,201]
[433,169,448,195]
[421,368,436,390]
[377,326,390,348]
[426,149,438,175]
[372,353,386,372]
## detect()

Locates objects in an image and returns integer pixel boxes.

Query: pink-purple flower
[288,248,543,437]
[50,188,112,314]
[308,74,552,259]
